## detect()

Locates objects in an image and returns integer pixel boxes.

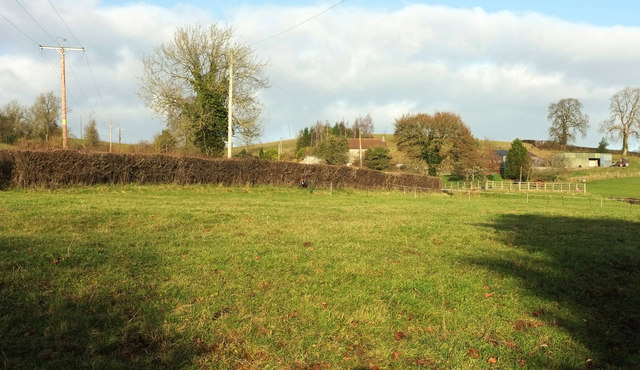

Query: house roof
[347,138,386,150]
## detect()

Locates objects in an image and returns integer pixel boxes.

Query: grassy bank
[1,186,639,368]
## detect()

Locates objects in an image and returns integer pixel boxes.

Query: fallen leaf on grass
[484,292,495,298]
[515,319,544,331]
[518,357,527,367]
[368,363,379,370]
[488,357,497,364]
[392,350,400,361]
[255,256,261,260]
[303,241,312,247]
[394,331,406,340]
[468,348,480,358]
[414,358,434,366]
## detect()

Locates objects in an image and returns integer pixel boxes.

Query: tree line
[293,115,391,170]
[0,92,61,145]
[547,87,640,156]
[0,91,104,150]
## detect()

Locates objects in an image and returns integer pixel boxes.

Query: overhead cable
[0,10,41,46]
[250,0,346,46]
[14,0,58,45]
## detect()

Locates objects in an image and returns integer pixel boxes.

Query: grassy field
[586,177,640,199]
[1,185,639,368]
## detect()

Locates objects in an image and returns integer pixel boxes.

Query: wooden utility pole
[40,45,84,150]
[227,49,233,158]
[358,129,363,166]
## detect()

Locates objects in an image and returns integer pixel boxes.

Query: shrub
[234,149,254,158]
[84,119,100,149]
[296,146,310,160]
[259,147,278,160]
[154,129,177,153]
[315,135,348,165]
[364,147,392,171]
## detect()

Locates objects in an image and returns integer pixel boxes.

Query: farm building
[553,152,612,168]
[494,150,548,171]
[347,138,386,166]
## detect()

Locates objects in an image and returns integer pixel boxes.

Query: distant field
[586,176,640,198]
[1,186,639,368]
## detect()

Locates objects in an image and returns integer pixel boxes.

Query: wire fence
[443,180,587,193]
[304,181,638,210]
[311,182,637,210]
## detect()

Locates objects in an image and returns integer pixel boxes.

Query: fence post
[330,182,333,196]
[584,183,587,194]
[468,189,471,201]
[403,186,406,196]
[414,187,417,199]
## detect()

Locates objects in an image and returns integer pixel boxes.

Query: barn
[553,152,613,168]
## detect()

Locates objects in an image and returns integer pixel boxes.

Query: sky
[1,0,640,150]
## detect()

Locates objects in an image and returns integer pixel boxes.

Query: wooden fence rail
[443,180,587,193]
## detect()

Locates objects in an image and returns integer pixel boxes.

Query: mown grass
[586,177,640,199]
[1,185,639,368]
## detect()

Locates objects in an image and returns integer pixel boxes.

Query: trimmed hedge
[0,150,442,190]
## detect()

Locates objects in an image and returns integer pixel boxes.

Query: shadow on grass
[470,214,640,367]
[0,235,198,368]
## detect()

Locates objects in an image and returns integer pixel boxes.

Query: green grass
[1,186,639,368]
[586,177,640,198]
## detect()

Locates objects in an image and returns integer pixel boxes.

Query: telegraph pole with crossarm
[40,45,84,150]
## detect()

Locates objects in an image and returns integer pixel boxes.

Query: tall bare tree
[352,114,374,138]
[139,24,269,155]
[600,87,640,156]
[26,92,60,141]
[547,98,589,148]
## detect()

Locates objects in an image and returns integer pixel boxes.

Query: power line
[250,0,346,46]
[82,53,113,123]
[0,10,41,46]
[271,81,325,118]
[14,0,58,45]
[47,0,83,46]
[67,58,93,112]
[44,0,113,123]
